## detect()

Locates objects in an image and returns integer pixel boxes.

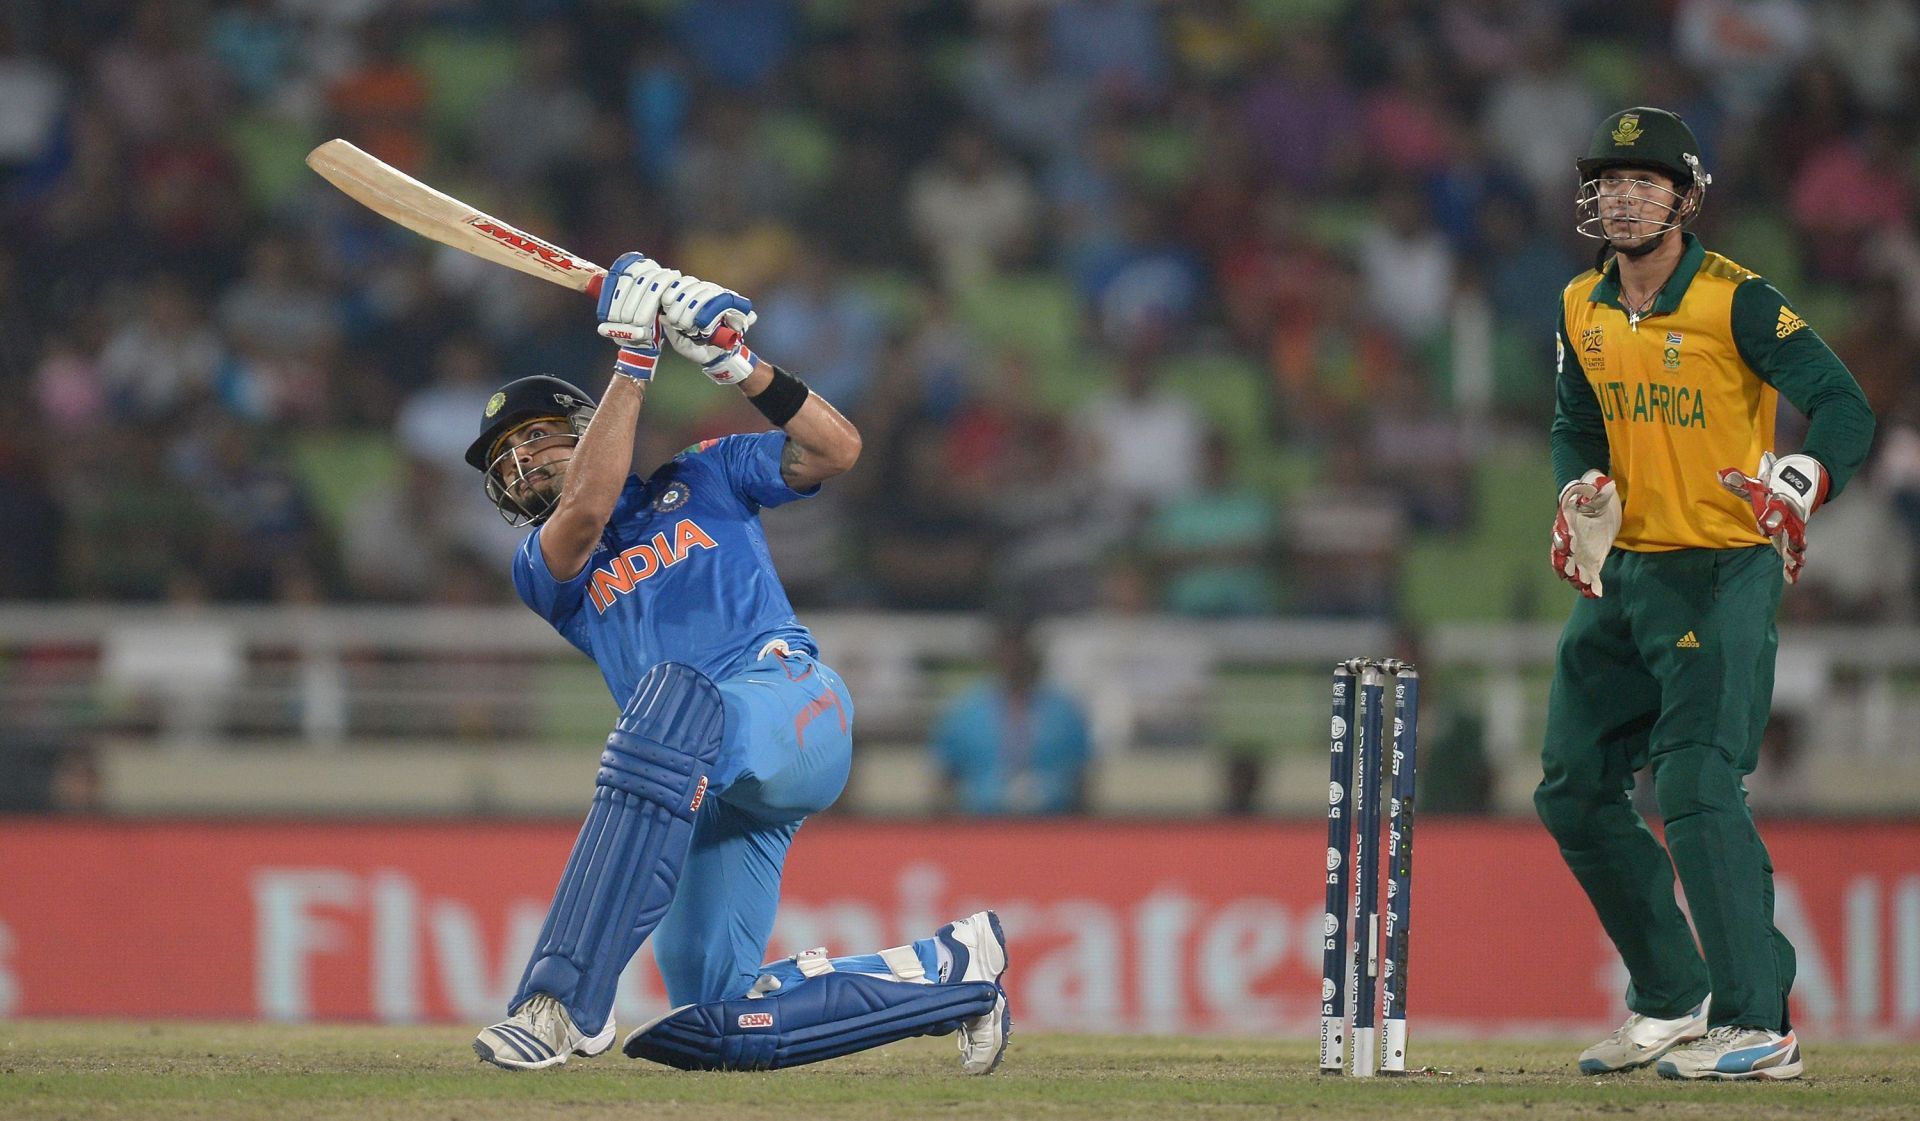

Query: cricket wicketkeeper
[1538,107,1875,1081]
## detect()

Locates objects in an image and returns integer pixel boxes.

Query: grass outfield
[1,1023,1916,1120]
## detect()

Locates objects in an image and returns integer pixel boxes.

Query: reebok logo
[1676,631,1701,648]
[1776,307,1807,338]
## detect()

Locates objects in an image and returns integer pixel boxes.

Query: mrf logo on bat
[462,215,587,275]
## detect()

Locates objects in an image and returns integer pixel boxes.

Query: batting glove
[1719,451,1825,584]
[595,252,681,381]
[661,277,759,386]
[1551,469,1621,598]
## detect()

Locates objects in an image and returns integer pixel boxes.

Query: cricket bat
[305,139,739,346]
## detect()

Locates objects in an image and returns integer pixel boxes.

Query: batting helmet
[464,375,597,525]
[1576,106,1708,188]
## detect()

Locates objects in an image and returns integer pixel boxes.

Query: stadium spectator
[906,124,1040,289]
[932,619,1093,815]
[0,0,1912,635]
[1145,428,1280,617]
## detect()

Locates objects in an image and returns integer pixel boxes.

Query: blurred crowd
[4,0,1920,625]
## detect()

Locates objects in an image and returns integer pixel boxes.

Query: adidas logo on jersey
[1676,631,1701,649]
[1776,307,1807,339]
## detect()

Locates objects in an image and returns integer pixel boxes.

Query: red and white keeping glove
[1719,452,1825,584]
[1551,469,1621,598]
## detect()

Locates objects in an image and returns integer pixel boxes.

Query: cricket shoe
[473,993,616,1070]
[936,910,1011,1075]
[1577,997,1709,1073]
[1656,1026,1803,1081]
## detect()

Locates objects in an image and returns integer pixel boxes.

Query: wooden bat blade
[305,139,608,297]
[305,139,741,348]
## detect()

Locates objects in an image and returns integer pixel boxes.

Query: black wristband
[747,364,810,427]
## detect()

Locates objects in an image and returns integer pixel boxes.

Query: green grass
[1,1023,1916,1120]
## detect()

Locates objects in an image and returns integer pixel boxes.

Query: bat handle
[584,271,741,351]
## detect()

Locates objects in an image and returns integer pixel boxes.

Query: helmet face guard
[1574,166,1704,244]
[482,411,595,526]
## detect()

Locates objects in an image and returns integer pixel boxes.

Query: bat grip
[584,271,740,351]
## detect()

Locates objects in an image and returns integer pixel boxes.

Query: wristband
[614,347,658,382]
[747,364,810,426]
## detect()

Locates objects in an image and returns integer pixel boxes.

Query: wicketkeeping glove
[1719,451,1824,584]
[1551,469,1621,598]
[661,277,759,386]
[595,252,682,381]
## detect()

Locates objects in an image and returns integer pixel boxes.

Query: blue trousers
[650,646,854,1007]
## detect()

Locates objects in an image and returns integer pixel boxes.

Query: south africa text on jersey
[1592,380,1709,428]
[587,518,719,612]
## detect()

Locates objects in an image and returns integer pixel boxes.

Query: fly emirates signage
[1,820,1916,1039]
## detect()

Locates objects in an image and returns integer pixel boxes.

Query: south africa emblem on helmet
[652,481,691,512]
[1611,113,1643,145]
[484,391,506,418]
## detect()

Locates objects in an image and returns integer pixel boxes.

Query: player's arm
[1717,279,1877,584]
[542,253,676,580]
[1730,278,1876,503]
[1549,311,1610,489]
[658,278,862,488]
[739,359,863,490]
[1547,310,1620,596]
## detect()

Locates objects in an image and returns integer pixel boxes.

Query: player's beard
[1604,215,1674,259]
[510,458,570,508]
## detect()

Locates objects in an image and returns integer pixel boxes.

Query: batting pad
[622,972,1000,1070]
[512,662,725,1035]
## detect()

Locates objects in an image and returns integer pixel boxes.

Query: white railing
[2,607,1918,809]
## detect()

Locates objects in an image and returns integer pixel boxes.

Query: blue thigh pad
[512,662,724,1034]
[622,973,998,1070]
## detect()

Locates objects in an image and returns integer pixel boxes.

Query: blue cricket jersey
[512,431,819,701]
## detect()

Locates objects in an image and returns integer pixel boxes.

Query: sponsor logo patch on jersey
[652,481,691,512]
[1676,630,1701,649]
[1776,307,1808,339]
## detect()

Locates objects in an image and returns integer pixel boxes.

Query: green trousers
[1535,544,1795,1031]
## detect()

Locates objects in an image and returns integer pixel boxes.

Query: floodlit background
[0,0,1917,1039]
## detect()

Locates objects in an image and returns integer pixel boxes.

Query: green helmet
[1576,107,1709,189]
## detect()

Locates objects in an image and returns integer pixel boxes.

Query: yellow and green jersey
[1551,233,1875,552]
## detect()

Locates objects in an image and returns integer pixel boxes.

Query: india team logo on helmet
[485,391,506,418]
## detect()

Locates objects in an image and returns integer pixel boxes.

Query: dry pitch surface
[2,1022,1916,1120]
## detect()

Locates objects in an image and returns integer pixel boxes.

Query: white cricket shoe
[936,910,1010,1075]
[1578,997,1709,1073]
[473,993,616,1070]
[1656,1025,1804,1081]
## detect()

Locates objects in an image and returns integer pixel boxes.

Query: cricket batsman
[1538,108,1875,1080]
[461,253,1011,1073]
